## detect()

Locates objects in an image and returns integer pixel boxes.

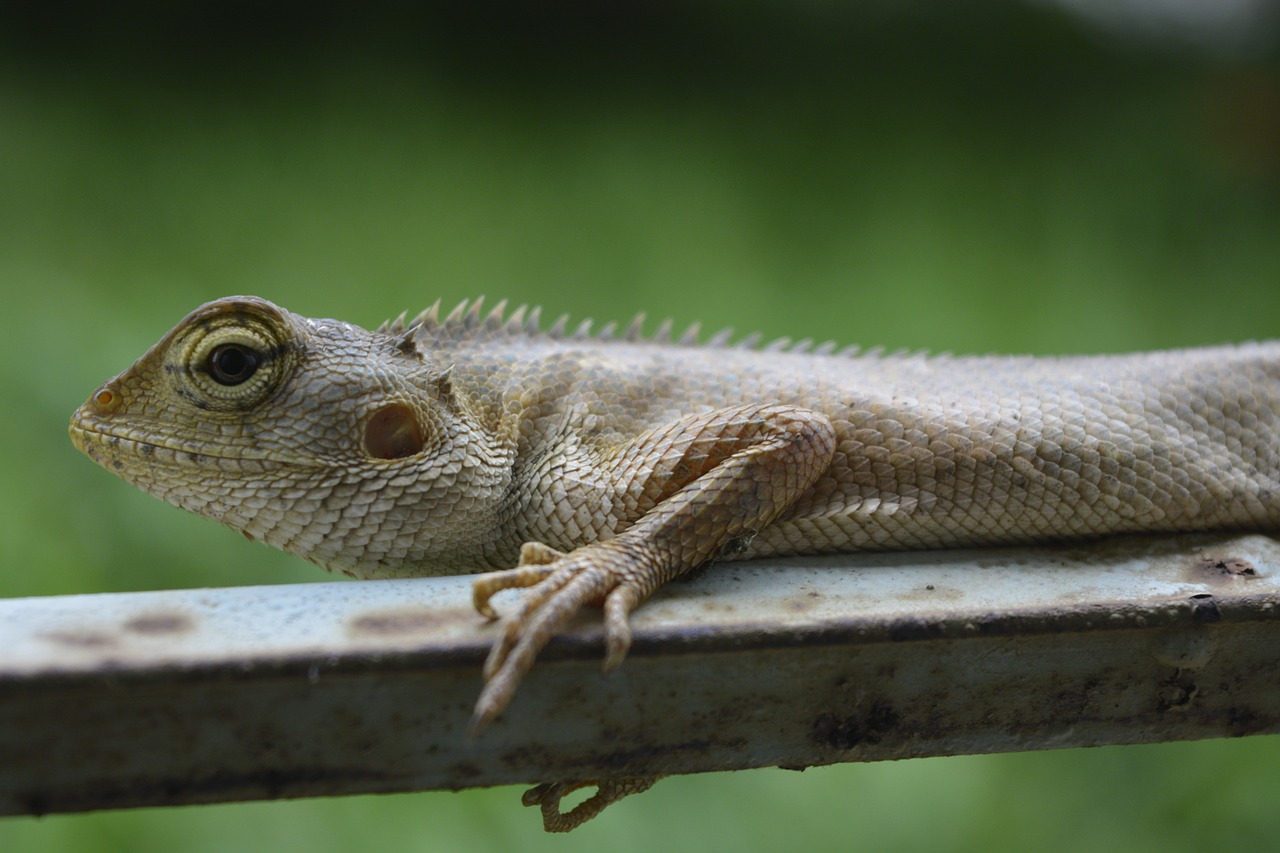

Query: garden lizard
[69,295,1280,829]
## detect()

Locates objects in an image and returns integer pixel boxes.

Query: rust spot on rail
[1195,555,1258,578]
[125,613,194,635]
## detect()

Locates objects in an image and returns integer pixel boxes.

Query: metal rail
[3,532,1279,816]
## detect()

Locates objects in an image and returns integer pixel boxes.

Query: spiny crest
[375,297,873,357]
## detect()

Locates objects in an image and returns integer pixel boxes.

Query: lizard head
[69,295,510,577]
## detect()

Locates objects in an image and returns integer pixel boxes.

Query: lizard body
[70,295,1280,829]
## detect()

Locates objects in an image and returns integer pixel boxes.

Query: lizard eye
[207,344,261,386]
[174,309,293,412]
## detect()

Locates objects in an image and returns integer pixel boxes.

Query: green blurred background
[3,2,1280,851]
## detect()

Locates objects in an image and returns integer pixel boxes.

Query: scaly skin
[70,295,1280,829]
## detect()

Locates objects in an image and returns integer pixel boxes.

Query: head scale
[69,296,510,576]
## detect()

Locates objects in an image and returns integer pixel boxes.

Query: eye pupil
[208,344,260,386]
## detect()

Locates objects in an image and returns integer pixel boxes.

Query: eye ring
[207,343,261,386]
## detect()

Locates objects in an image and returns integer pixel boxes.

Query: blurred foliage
[2,2,1279,851]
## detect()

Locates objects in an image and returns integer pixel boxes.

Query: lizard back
[71,295,1280,578]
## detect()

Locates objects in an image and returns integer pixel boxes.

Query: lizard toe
[518,541,566,566]
[523,776,663,832]
[602,583,643,672]
[473,564,614,729]
[471,563,558,618]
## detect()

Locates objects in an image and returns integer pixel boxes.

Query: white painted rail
[3,532,1279,816]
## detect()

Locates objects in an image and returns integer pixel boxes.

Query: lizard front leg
[470,403,837,730]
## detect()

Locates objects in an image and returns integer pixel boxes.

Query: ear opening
[363,403,425,459]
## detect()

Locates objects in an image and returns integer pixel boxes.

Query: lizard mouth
[68,407,274,467]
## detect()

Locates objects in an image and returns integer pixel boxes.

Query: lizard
[69,295,1280,830]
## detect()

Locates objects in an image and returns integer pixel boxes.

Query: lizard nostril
[92,386,120,413]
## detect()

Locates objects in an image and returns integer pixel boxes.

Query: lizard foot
[522,776,662,832]
[469,539,652,733]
